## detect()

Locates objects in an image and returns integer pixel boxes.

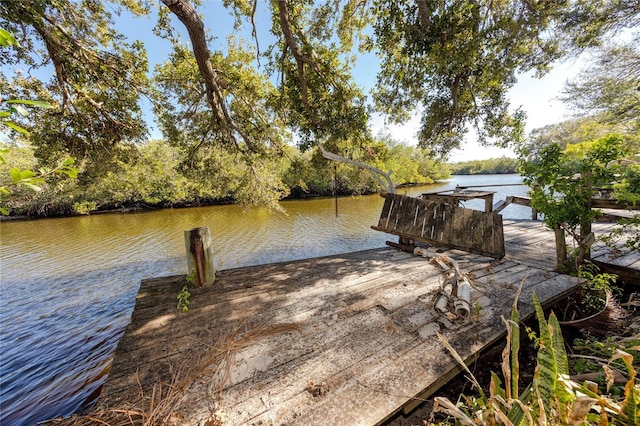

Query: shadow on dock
[94,219,623,425]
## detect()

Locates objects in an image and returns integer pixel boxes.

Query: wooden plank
[419,201,438,240]
[398,196,419,235]
[440,203,455,243]
[450,206,470,248]
[593,250,640,268]
[470,210,485,251]
[373,194,505,259]
[492,213,506,258]
[378,194,393,228]
[591,198,636,209]
[510,196,532,207]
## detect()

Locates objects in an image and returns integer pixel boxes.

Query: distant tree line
[449,157,519,175]
[0,134,450,217]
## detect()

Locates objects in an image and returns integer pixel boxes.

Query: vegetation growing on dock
[520,133,639,273]
[432,290,639,426]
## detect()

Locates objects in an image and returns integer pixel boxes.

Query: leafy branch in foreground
[0,152,78,215]
[1,30,79,215]
[1,99,79,213]
[519,133,635,273]
[1,99,54,136]
[0,97,78,217]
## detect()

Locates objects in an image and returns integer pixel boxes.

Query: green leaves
[1,99,55,136]
[371,0,561,157]
[5,99,55,109]
[532,292,572,421]
[176,285,191,313]
[2,2,149,174]
[435,290,638,425]
[1,151,79,215]
[0,27,18,47]
[11,167,40,185]
[520,133,634,271]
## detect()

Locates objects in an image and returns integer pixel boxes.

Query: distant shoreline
[0,181,446,222]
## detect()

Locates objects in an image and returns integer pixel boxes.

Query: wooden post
[554,227,567,273]
[184,227,215,287]
[532,183,540,220]
[484,193,494,213]
[580,169,593,260]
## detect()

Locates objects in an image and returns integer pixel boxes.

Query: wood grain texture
[372,193,505,258]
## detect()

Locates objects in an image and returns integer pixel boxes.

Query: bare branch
[250,0,261,65]
[317,143,396,193]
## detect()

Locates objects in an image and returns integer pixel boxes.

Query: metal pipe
[454,275,471,318]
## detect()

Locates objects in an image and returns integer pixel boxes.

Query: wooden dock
[96,218,640,426]
[503,219,639,282]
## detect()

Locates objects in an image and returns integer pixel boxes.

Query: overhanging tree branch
[161,0,260,153]
[275,0,396,193]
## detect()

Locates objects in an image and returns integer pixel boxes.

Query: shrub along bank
[0,137,451,218]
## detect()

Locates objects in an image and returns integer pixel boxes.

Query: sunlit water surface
[0,175,528,425]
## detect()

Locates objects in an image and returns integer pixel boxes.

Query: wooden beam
[591,198,637,210]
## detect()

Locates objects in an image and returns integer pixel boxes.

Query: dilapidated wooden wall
[372,193,505,258]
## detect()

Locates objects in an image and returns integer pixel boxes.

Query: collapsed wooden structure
[372,192,505,258]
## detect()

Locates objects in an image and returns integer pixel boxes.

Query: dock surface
[503,219,639,281]
[99,219,636,425]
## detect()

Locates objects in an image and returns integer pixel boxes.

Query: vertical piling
[184,227,215,287]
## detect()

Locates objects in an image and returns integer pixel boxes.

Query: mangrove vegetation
[0,134,450,217]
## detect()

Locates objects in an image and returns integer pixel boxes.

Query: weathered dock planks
[503,219,639,282]
[589,221,640,283]
[98,221,599,426]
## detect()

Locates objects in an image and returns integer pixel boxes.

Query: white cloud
[367,57,588,162]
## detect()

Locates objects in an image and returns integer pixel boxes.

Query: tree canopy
[1,0,638,204]
[561,37,640,133]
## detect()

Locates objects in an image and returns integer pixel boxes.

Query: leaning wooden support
[184,226,216,287]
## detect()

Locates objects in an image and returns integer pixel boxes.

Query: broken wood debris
[372,193,506,258]
[413,247,473,323]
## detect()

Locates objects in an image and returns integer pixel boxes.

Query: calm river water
[0,174,529,425]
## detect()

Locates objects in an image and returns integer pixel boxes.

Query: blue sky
[115,1,588,161]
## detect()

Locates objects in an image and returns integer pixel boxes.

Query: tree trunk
[580,169,593,260]
[554,226,568,273]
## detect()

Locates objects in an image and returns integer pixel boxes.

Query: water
[0,174,528,425]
